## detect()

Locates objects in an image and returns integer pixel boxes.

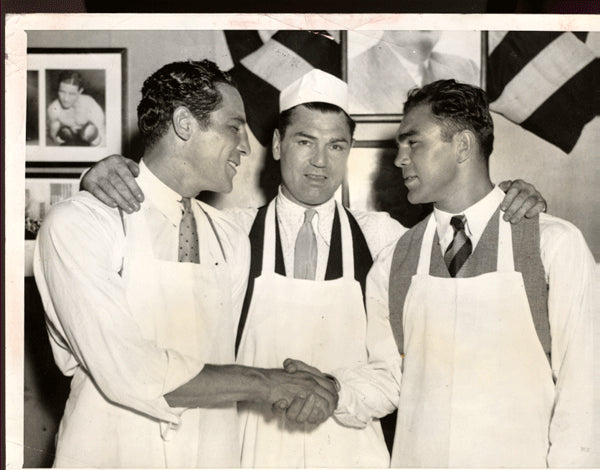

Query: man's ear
[272,129,282,161]
[454,129,476,164]
[172,106,194,141]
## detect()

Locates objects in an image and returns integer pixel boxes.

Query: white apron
[391,213,555,468]
[53,204,240,468]
[237,200,389,468]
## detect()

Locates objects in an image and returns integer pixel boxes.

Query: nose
[309,146,327,168]
[394,147,410,168]
[238,128,251,157]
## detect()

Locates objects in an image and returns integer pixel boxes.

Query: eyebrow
[293,131,317,140]
[328,137,350,144]
[292,132,350,144]
[230,116,246,125]
[396,129,418,144]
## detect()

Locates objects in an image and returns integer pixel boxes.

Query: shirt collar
[137,159,186,227]
[275,186,337,241]
[434,185,505,247]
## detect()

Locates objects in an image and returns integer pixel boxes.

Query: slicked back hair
[137,60,236,148]
[404,79,494,160]
[58,70,84,90]
[277,102,356,140]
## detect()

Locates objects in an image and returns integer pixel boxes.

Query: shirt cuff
[330,369,370,429]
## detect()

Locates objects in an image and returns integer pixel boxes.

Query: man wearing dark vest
[368,79,595,467]
[79,70,549,467]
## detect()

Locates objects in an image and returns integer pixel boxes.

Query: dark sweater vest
[235,204,373,355]
[388,207,550,359]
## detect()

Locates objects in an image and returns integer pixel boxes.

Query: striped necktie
[294,209,317,280]
[444,214,472,277]
[178,197,200,263]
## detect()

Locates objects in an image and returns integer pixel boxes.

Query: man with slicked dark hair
[34,60,338,468]
[372,80,594,467]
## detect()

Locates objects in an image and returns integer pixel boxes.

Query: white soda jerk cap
[279,69,349,114]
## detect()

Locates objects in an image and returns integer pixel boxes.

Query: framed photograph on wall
[25,173,83,240]
[26,48,126,163]
[346,30,483,117]
[342,31,485,223]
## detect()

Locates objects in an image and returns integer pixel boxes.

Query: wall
[490,114,599,258]
[27,29,599,258]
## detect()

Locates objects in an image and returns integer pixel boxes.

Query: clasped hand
[267,359,338,426]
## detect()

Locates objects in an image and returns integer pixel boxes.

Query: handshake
[265,358,339,426]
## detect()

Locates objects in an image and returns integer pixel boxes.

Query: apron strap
[200,205,227,263]
[342,206,374,306]
[324,206,342,280]
[496,212,515,272]
[235,201,284,355]
[323,205,374,287]
[334,203,356,280]
[416,215,437,275]
[261,199,281,274]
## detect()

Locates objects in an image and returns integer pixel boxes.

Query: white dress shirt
[226,187,407,275]
[434,185,506,254]
[33,160,250,424]
[367,188,596,466]
[226,188,407,427]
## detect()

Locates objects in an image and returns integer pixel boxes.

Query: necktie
[444,214,472,277]
[178,197,200,263]
[294,209,317,280]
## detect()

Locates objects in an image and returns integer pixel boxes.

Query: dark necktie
[444,214,472,277]
[178,197,200,263]
[294,209,317,280]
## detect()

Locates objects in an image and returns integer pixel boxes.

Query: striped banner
[225,30,341,146]
[487,31,599,154]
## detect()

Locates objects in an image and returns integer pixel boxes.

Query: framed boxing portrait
[341,31,485,222]
[25,48,127,163]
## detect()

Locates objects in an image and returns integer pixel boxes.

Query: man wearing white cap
[231,68,402,467]
[80,68,547,467]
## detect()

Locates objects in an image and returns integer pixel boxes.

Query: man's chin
[406,191,421,205]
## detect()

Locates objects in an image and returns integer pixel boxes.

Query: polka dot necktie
[178,197,200,264]
[294,208,318,280]
[444,214,472,277]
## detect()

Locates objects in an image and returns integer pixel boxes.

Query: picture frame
[345,30,484,117]
[26,48,127,163]
[25,172,84,240]
[342,31,486,219]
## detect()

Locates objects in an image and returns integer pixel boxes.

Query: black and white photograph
[44,69,106,148]
[347,30,482,115]
[4,13,599,470]
[26,48,125,162]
